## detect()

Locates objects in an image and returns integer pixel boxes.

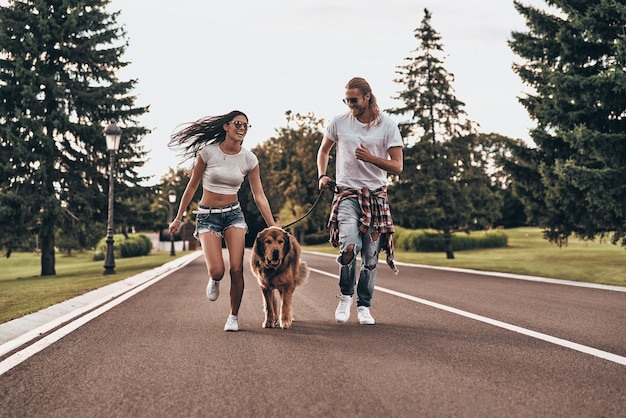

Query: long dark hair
[168,110,248,165]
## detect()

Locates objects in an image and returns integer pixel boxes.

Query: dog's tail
[297,262,310,286]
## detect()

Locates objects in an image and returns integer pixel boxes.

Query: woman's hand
[168,219,182,235]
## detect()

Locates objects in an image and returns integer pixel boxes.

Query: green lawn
[305,227,626,287]
[0,250,193,324]
[1,227,625,325]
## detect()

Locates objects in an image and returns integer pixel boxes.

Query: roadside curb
[0,252,202,356]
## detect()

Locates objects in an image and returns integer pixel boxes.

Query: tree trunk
[444,233,455,259]
[295,228,305,244]
[40,221,56,276]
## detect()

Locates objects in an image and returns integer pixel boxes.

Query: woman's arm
[247,164,277,227]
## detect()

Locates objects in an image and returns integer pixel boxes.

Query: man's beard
[352,105,367,118]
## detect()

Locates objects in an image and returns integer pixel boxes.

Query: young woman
[168,110,277,332]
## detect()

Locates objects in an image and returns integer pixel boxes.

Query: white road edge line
[0,253,201,376]
[306,251,626,293]
[310,266,626,366]
[3,255,623,376]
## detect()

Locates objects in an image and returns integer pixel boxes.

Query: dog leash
[282,180,336,229]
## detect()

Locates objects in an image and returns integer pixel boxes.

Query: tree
[0,0,150,274]
[509,0,626,246]
[387,8,502,258]
[0,192,33,256]
[478,132,528,229]
[245,111,332,245]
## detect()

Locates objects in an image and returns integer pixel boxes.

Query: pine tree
[387,8,501,258]
[0,0,150,274]
[509,0,626,246]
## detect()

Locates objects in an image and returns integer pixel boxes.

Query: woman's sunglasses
[229,120,251,129]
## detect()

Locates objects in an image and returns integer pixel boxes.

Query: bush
[393,228,507,252]
[451,232,508,251]
[92,233,153,261]
[303,231,330,245]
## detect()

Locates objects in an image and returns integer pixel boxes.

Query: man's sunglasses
[342,97,361,105]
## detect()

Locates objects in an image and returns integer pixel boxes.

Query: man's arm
[355,145,403,175]
[317,136,335,189]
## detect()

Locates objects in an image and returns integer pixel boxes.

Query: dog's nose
[272,249,280,260]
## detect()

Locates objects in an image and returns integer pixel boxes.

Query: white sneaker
[335,294,353,323]
[224,314,239,332]
[357,306,375,325]
[206,279,220,301]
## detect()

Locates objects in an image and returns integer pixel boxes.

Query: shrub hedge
[392,229,507,252]
[303,231,330,245]
[305,228,507,252]
[92,233,153,261]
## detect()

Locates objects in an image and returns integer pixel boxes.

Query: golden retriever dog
[250,226,310,329]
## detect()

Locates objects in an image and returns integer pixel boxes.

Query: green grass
[1,227,625,326]
[305,227,626,287]
[0,250,192,324]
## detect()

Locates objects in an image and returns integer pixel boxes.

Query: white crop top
[198,143,258,194]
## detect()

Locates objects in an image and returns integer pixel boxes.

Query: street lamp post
[103,121,122,275]
[168,189,177,256]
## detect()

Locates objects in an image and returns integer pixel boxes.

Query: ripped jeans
[336,197,382,308]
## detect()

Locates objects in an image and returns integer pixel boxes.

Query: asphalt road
[1,250,625,417]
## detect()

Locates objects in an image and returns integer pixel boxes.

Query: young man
[317,77,403,325]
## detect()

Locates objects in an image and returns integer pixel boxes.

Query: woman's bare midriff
[200,189,238,208]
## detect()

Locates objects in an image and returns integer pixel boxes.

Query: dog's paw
[262,320,275,328]
[279,318,292,329]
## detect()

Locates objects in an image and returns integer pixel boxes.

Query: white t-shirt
[198,143,258,194]
[326,113,403,189]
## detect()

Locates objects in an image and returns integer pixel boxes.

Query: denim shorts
[194,203,248,238]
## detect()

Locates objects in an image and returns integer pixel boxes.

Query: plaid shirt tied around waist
[328,186,399,274]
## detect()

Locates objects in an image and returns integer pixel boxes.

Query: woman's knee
[209,266,225,280]
[230,265,244,279]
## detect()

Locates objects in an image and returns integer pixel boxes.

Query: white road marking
[310,266,626,366]
[0,253,200,376]
[393,260,626,292]
[308,251,626,293]
[2,257,623,376]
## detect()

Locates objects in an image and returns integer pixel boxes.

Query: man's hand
[318,175,331,190]
[354,144,372,162]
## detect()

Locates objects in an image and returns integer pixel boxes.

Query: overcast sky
[33,1,551,183]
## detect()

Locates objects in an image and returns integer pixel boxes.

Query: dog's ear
[282,230,290,255]
[255,232,265,256]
